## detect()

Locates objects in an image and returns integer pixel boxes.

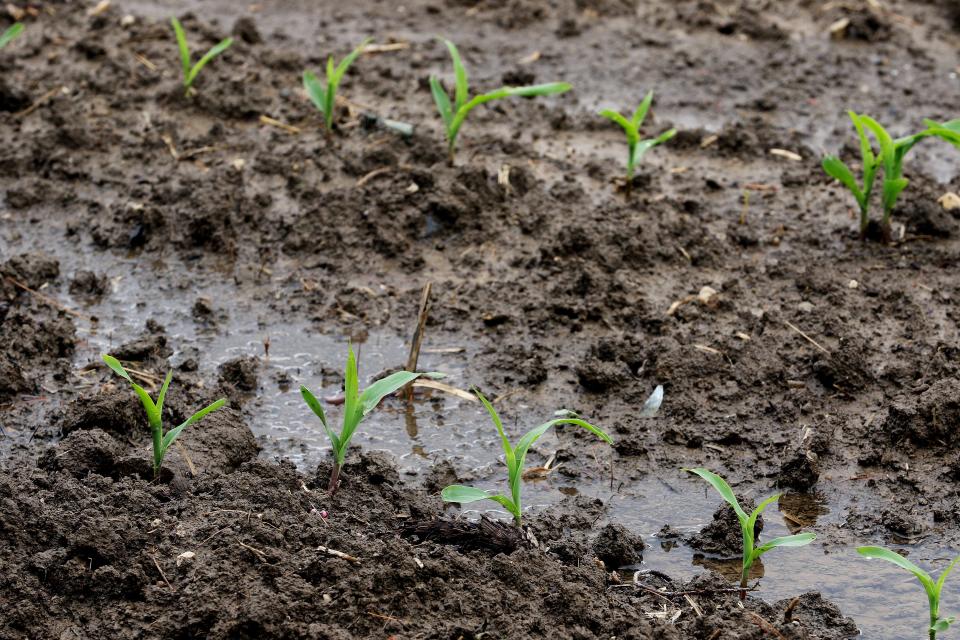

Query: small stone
[848,280,859,289]
[151,518,162,527]
[120,14,135,26]
[698,285,719,307]
[939,192,960,211]
[798,301,814,313]
[176,551,195,567]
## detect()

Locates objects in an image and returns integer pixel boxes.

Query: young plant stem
[152,427,163,480]
[328,462,342,495]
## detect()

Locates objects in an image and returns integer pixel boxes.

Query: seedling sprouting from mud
[822,112,960,240]
[102,354,226,480]
[684,468,815,600]
[442,390,612,526]
[0,22,23,49]
[598,90,676,192]
[300,344,440,495]
[171,17,233,95]
[302,38,371,134]
[858,546,960,640]
[431,38,571,163]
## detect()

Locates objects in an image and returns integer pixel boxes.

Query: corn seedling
[822,112,960,239]
[431,38,571,163]
[0,22,23,49]
[300,344,440,495]
[442,390,612,526]
[599,91,676,190]
[858,546,960,639]
[302,38,371,134]
[171,17,233,95]
[684,468,815,600]
[102,354,226,480]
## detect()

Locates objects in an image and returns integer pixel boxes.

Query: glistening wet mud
[4,0,960,638]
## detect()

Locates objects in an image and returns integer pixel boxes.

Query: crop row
[4,20,960,240]
[102,347,958,639]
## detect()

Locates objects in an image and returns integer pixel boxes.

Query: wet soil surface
[2,0,960,638]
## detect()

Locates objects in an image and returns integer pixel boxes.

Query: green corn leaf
[932,619,953,633]
[171,18,191,81]
[936,556,960,592]
[303,71,327,115]
[440,38,469,110]
[921,119,960,150]
[858,546,936,592]
[102,354,133,382]
[822,156,863,206]
[136,386,162,432]
[332,37,371,87]
[447,82,570,144]
[299,385,339,451]
[0,22,24,49]
[103,354,160,429]
[631,90,654,129]
[849,112,875,167]
[441,485,519,518]
[430,76,453,128]
[476,82,572,103]
[684,468,748,524]
[344,343,360,419]
[513,418,612,469]
[160,398,226,452]
[746,493,781,538]
[358,370,432,415]
[860,116,896,174]
[753,532,816,558]
[156,371,173,415]
[186,37,232,87]
[599,109,635,139]
[639,385,663,418]
[441,484,496,503]
[881,176,909,219]
[632,128,677,166]
[475,390,515,467]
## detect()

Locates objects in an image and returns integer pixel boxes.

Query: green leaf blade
[358,370,435,416]
[631,90,654,129]
[186,37,232,87]
[683,468,749,524]
[0,22,24,49]
[441,484,494,503]
[474,390,515,466]
[936,555,960,592]
[102,354,133,382]
[754,532,816,558]
[441,485,519,520]
[300,385,340,452]
[171,17,191,83]
[332,37,371,86]
[156,371,173,415]
[303,70,328,115]
[858,546,936,592]
[441,38,469,110]
[430,76,453,128]
[822,156,862,202]
[161,398,226,451]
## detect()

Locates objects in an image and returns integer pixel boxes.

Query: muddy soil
[2,0,960,638]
